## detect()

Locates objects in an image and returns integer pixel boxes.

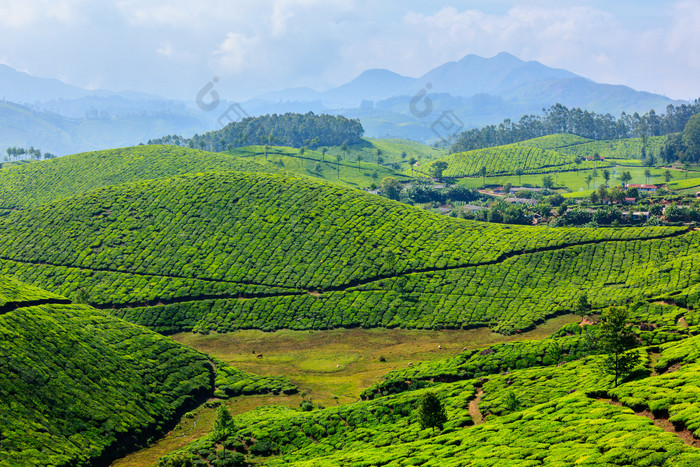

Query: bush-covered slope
[0,171,692,334]
[228,145,402,188]
[517,134,668,163]
[0,276,214,466]
[0,274,67,309]
[0,145,279,210]
[439,145,607,178]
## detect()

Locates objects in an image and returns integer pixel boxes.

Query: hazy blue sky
[0,0,698,101]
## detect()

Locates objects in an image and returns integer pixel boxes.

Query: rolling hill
[433,144,608,178]
[0,167,695,335]
[0,145,280,210]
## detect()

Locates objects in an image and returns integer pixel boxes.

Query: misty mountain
[0,101,210,157]
[0,52,688,154]
[246,52,682,141]
[0,64,92,103]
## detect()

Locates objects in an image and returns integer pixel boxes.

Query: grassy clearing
[116,320,576,466]
[172,315,577,407]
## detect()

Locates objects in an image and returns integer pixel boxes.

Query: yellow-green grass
[458,166,695,192]
[171,315,577,408]
[113,394,303,467]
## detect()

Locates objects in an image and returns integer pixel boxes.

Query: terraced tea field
[0,170,694,336]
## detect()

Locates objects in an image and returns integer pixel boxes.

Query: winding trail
[469,388,485,425]
[596,397,700,448]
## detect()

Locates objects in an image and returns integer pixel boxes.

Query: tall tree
[574,293,591,320]
[430,161,449,181]
[664,169,673,183]
[213,405,236,460]
[619,171,633,185]
[542,175,554,189]
[418,391,447,433]
[380,177,401,200]
[515,168,524,185]
[682,112,700,162]
[408,157,417,177]
[599,307,641,387]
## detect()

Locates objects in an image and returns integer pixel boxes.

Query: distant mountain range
[251,52,681,141]
[0,52,686,155]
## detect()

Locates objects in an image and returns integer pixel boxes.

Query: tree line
[148,112,365,152]
[5,146,57,162]
[451,100,700,153]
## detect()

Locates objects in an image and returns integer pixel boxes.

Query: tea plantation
[0,275,213,466]
[0,145,280,210]
[0,170,693,334]
[437,145,609,178]
[160,331,700,466]
[1,142,699,466]
[518,134,668,163]
[0,274,297,466]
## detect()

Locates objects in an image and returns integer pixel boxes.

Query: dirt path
[469,388,485,425]
[597,397,700,448]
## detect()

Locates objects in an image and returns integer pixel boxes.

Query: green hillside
[0,275,214,466]
[518,134,668,162]
[437,134,675,182]
[323,138,445,170]
[0,273,299,466]
[0,145,279,210]
[0,170,695,334]
[439,145,608,178]
[228,144,404,188]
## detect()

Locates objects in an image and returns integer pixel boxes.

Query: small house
[626,184,658,192]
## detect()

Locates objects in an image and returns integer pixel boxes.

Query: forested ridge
[148,112,365,151]
[451,101,700,155]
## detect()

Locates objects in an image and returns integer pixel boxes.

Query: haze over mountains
[1,52,684,155]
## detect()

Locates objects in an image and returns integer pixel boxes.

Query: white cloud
[0,0,697,101]
[0,0,87,27]
[212,32,258,74]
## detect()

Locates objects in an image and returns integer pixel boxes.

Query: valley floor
[112,315,577,465]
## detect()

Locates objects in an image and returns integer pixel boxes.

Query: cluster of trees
[4,146,56,161]
[451,101,700,153]
[660,112,700,163]
[148,112,365,151]
[379,177,481,205]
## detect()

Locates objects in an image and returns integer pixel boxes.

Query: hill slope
[436,144,607,178]
[0,145,279,210]
[0,275,213,466]
[0,170,695,334]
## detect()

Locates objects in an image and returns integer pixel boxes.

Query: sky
[0,0,698,102]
